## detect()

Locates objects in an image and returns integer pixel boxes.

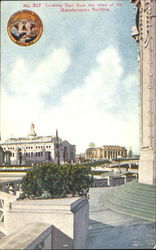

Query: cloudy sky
[1,1,140,154]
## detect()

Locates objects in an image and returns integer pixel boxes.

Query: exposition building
[0,146,11,165]
[85,145,127,160]
[0,124,76,165]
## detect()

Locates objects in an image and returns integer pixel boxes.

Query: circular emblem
[7,10,43,46]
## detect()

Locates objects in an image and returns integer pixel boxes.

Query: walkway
[88,187,156,249]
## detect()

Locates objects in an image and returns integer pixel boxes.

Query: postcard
[1,1,155,249]
[1,0,139,155]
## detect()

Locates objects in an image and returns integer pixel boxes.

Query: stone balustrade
[91,175,138,188]
[0,222,76,249]
[0,222,53,249]
[0,194,89,249]
[0,191,16,234]
[0,179,22,199]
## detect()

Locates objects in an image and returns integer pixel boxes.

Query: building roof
[101,145,126,149]
[0,135,62,145]
[86,145,126,150]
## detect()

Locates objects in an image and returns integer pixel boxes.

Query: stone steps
[115,189,156,203]
[113,189,156,207]
[101,180,156,221]
[106,198,155,220]
[118,183,156,197]
[88,187,156,249]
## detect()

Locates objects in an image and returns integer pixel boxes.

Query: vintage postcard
[0,0,155,249]
[1,0,139,155]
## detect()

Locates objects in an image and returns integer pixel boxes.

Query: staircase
[101,180,156,221]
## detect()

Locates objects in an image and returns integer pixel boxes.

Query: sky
[1,1,140,154]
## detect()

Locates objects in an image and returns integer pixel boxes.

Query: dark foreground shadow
[52,225,73,249]
[88,219,156,249]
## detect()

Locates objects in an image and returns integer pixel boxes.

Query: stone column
[123,175,127,184]
[107,177,110,186]
[12,183,18,195]
[132,0,156,185]
[0,147,5,164]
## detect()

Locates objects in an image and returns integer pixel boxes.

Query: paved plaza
[88,187,156,249]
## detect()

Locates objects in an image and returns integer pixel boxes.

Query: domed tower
[28,123,37,138]
[132,0,156,185]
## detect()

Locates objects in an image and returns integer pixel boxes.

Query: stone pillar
[103,150,105,159]
[0,147,5,164]
[12,183,18,195]
[110,151,112,160]
[5,152,11,164]
[131,0,156,185]
[107,177,110,186]
[16,149,21,165]
[123,175,127,184]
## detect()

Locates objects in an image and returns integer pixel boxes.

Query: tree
[20,168,42,199]
[19,163,93,199]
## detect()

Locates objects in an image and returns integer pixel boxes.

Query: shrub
[19,163,93,199]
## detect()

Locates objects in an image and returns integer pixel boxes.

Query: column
[132,0,156,185]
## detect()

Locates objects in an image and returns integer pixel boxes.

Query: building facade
[0,124,76,165]
[0,146,11,165]
[85,145,127,160]
[132,0,156,185]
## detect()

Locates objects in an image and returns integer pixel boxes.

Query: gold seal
[7,10,43,46]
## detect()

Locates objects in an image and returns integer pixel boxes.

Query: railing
[90,175,138,188]
[0,191,16,233]
[0,194,88,248]
[0,180,21,232]
[0,222,74,249]
[0,223,52,249]
[0,199,4,222]
[0,179,21,196]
